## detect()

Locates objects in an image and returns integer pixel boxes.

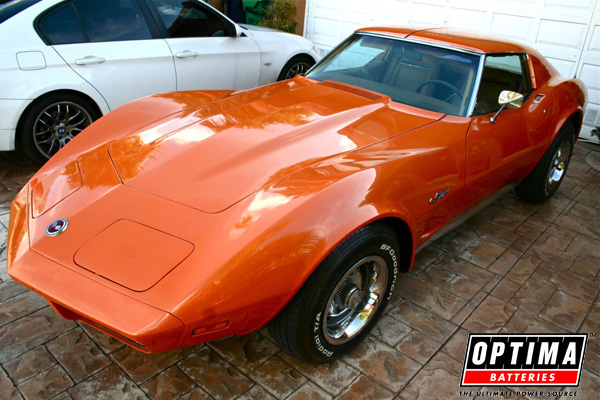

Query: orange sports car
[7,27,586,364]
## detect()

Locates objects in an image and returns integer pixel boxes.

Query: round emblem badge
[46,219,68,236]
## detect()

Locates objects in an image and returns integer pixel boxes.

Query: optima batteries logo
[461,334,588,386]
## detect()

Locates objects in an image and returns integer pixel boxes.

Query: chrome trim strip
[357,31,485,56]
[416,183,518,254]
[83,318,148,349]
[467,55,486,117]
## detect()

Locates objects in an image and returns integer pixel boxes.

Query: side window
[473,54,532,115]
[150,0,230,38]
[39,5,85,45]
[73,0,152,42]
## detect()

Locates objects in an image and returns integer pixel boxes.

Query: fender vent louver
[318,81,386,101]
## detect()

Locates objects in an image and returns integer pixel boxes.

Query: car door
[464,53,550,206]
[147,0,261,90]
[39,0,176,110]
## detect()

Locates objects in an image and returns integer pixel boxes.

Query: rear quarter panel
[516,53,586,177]
[529,53,586,141]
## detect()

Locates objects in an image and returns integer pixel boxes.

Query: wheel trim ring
[285,62,312,79]
[32,101,93,159]
[322,255,389,345]
[545,139,571,195]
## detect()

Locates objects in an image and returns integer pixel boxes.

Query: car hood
[108,77,442,213]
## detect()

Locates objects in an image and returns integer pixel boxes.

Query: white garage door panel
[342,11,371,25]
[538,20,587,48]
[579,2,600,129]
[546,0,593,9]
[305,0,600,138]
[581,64,600,89]
[584,104,599,126]
[589,25,600,51]
[342,21,366,38]
[313,17,339,36]
[411,3,447,25]
[586,89,600,116]
[342,0,373,14]
[313,0,340,10]
[545,57,578,78]
[535,43,581,73]
[490,14,535,41]
[448,8,488,31]
[376,0,411,17]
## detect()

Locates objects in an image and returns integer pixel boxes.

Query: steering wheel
[416,80,463,102]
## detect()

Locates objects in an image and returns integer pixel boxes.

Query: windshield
[0,0,40,24]
[306,34,481,116]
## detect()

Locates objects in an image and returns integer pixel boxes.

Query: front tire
[516,122,575,203]
[268,223,399,364]
[277,55,315,81]
[19,93,100,164]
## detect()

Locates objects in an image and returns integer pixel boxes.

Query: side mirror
[234,24,244,37]
[490,90,524,123]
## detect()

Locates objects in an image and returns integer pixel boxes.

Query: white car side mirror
[234,24,244,37]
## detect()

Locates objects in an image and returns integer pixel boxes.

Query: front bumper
[7,187,185,353]
[9,249,186,353]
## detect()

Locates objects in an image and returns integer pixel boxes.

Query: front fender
[170,115,467,345]
[174,167,412,341]
[170,146,432,343]
[234,168,419,334]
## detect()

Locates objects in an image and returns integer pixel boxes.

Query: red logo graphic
[46,219,68,236]
[461,334,587,386]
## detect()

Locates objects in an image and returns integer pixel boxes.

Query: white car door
[147,0,261,90]
[39,0,176,110]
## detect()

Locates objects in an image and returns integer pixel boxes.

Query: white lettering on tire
[311,242,399,358]
[313,312,333,357]
[380,244,398,299]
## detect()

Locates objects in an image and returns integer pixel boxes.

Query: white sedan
[0,0,320,162]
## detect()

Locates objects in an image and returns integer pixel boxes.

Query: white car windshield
[306,34,480,116]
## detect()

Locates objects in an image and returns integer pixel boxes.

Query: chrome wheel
[32,101,93,159]
[323,255,389,345]
[284,61,312,80]
[545,139,571,195]
[268,223,398,363]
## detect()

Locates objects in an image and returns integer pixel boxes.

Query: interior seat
[382,48,436,92]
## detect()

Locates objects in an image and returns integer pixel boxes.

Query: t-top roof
[357,26,533,54]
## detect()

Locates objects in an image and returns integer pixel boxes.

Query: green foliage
[258,0,298,34]
[592,126,600,142]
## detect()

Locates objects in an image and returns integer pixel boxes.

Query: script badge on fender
[46,219,68,237]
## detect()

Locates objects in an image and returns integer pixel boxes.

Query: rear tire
[516,122,575,203]
[277,55,315,81]
[268,223,399,364]
[19,93,100,164]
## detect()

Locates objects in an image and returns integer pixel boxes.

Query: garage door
[304,0,600,140]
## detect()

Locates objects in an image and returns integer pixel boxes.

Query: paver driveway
[1,144,599,400]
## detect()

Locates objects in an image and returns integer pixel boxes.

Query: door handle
[175,50,199,59]
[533,93,546,104]
[75,56,106,65]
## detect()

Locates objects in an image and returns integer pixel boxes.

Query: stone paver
[0,144,599,399]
